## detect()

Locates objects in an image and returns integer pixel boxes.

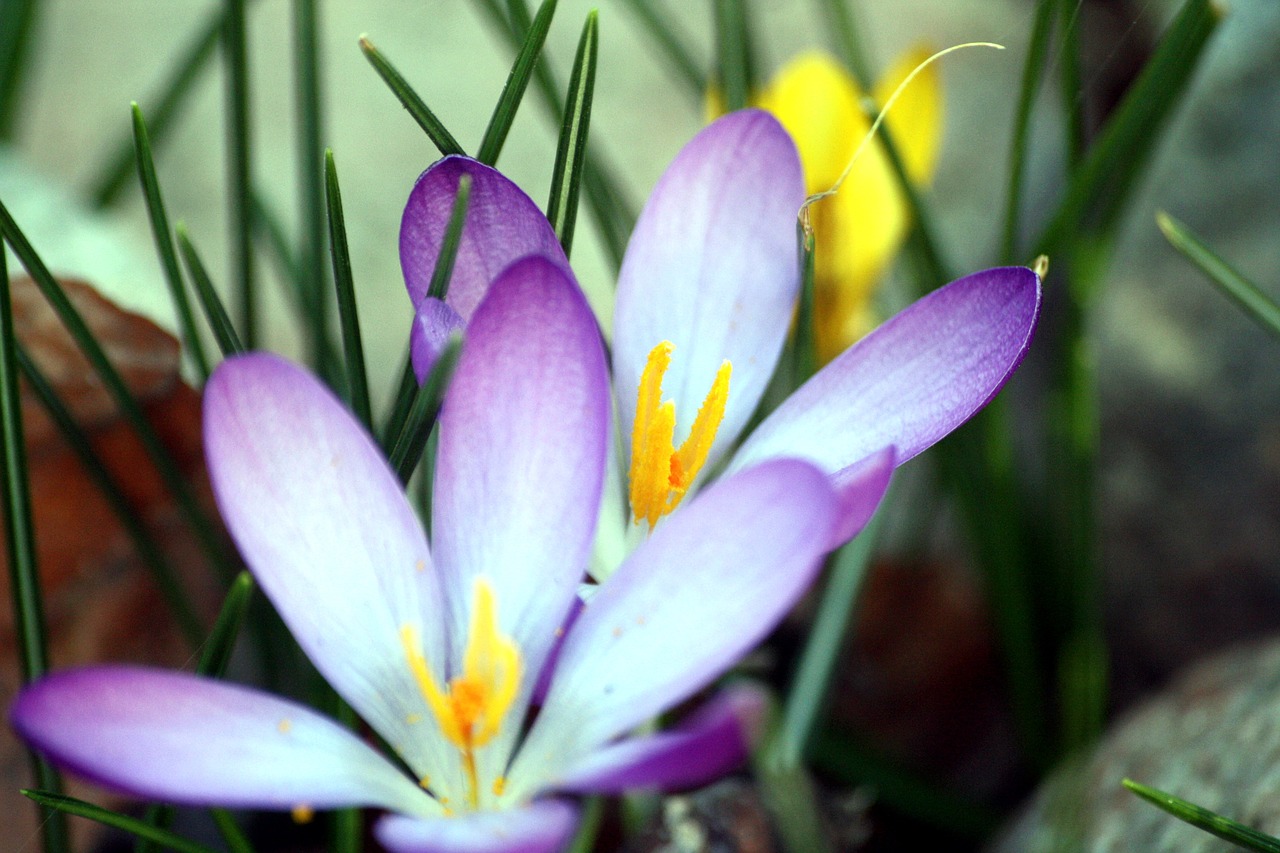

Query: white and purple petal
[432,255,609,711]
[556,682,767,793]
[376,800,577,853]
[613,109,806,471]
[730,266,1042,476]
[10,667,437,817]
[400,156,567,322]
[506,458,837,797]
[410,297,465,383]
[203,353,451,778]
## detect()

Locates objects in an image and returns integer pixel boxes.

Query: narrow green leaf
[545,11,598,258]
[196,571,255,677]
[223,0,257,345]
[359,37,465,156]
[713,0,752,112]
[791,220,818,385]
[293,0,332,378]
[1158,211,1280,339]
[426,176,472,303]
[133,805,174,853]
[14,345,204,647]
[1124,779,1280,853]
[617,0,705,96]
[132,102,211,381]
[1000,0,1058,264]
[0,232,70,853]
[176,223,246,357]
[210,808,255,853]
[565,796,605,853]
[324,150,371,429]
[251,189,303,302]
[380,357,419,454]
[0,0,39,141]
[1035,0,1222,261]
[1056,0,1086,168]
[477,0,558,166]
[757,727,834,853]
[328,694,362,853]
[91,8,223,208]
[777,501,886,765]
[814,0,872,88]
[810,730,1000,838]
[388,335,462,484]
[22,790,220,853]
[873,112,953,291]
[474,0,635,272]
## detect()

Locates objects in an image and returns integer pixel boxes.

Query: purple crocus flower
[11,258,859,852]
[400,109,1043,574]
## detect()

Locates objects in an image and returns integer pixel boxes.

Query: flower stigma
[400,577,522,810]
[629,341,731,529]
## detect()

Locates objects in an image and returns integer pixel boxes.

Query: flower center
[401,577,522,809]
[628,341,731,528]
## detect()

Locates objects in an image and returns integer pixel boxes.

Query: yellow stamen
[400,577,522,810]
[629,342,731,528]
[291,804,314,824]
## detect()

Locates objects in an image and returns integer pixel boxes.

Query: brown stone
[0,277,220,852]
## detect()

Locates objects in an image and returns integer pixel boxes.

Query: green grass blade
[196,571,255,677]
[1056,0,1085,169]
[91,9,222,208]
[777,502,885,765]
[251,190,304,303]
[133,805,174,853]
[379,357,418,454]
[222,0,257,346]
[476,0,558,166]
[1158,211,1280,338]
[426,176,472,303]
[0,0,39,141]
[294,0,332,377]
[358,37,465,156]
[814,0,872,87]
[810,730,1000,838]
[545,11,598,258]
[14,345,204,647]
[211,808,255,853]
[713,0,753,112]
[388,335,462,484]
[132,103,211,382]
[0,198,238,583]
[565,796,605,853]
[1000,0,1058,264]
[475,0,635,271]
[1124,779,1280,853]
[1035,0,1222,263]
[324,150,371,429]
[757,728,834,853]
[0,241,70,853]
[616,0,705,96]
[22,791,221,853]
[176,223,246,357]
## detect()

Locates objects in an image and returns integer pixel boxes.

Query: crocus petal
[829,446,896,546]
[730,266,1042,475]
[376,800,577,853]
[555,682,767,793]
[506,458,836,797]
[613,109,805,469]
[433,255,609,690]
[203,353,451,779]
[400,156,567,322]
[11,667,437,817]
[411,297,465,383]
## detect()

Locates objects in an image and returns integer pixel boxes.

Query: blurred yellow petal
[872,46,944,185]
[757,51,865,193]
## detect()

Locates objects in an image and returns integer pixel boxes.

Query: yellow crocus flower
[757,49,943,362]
